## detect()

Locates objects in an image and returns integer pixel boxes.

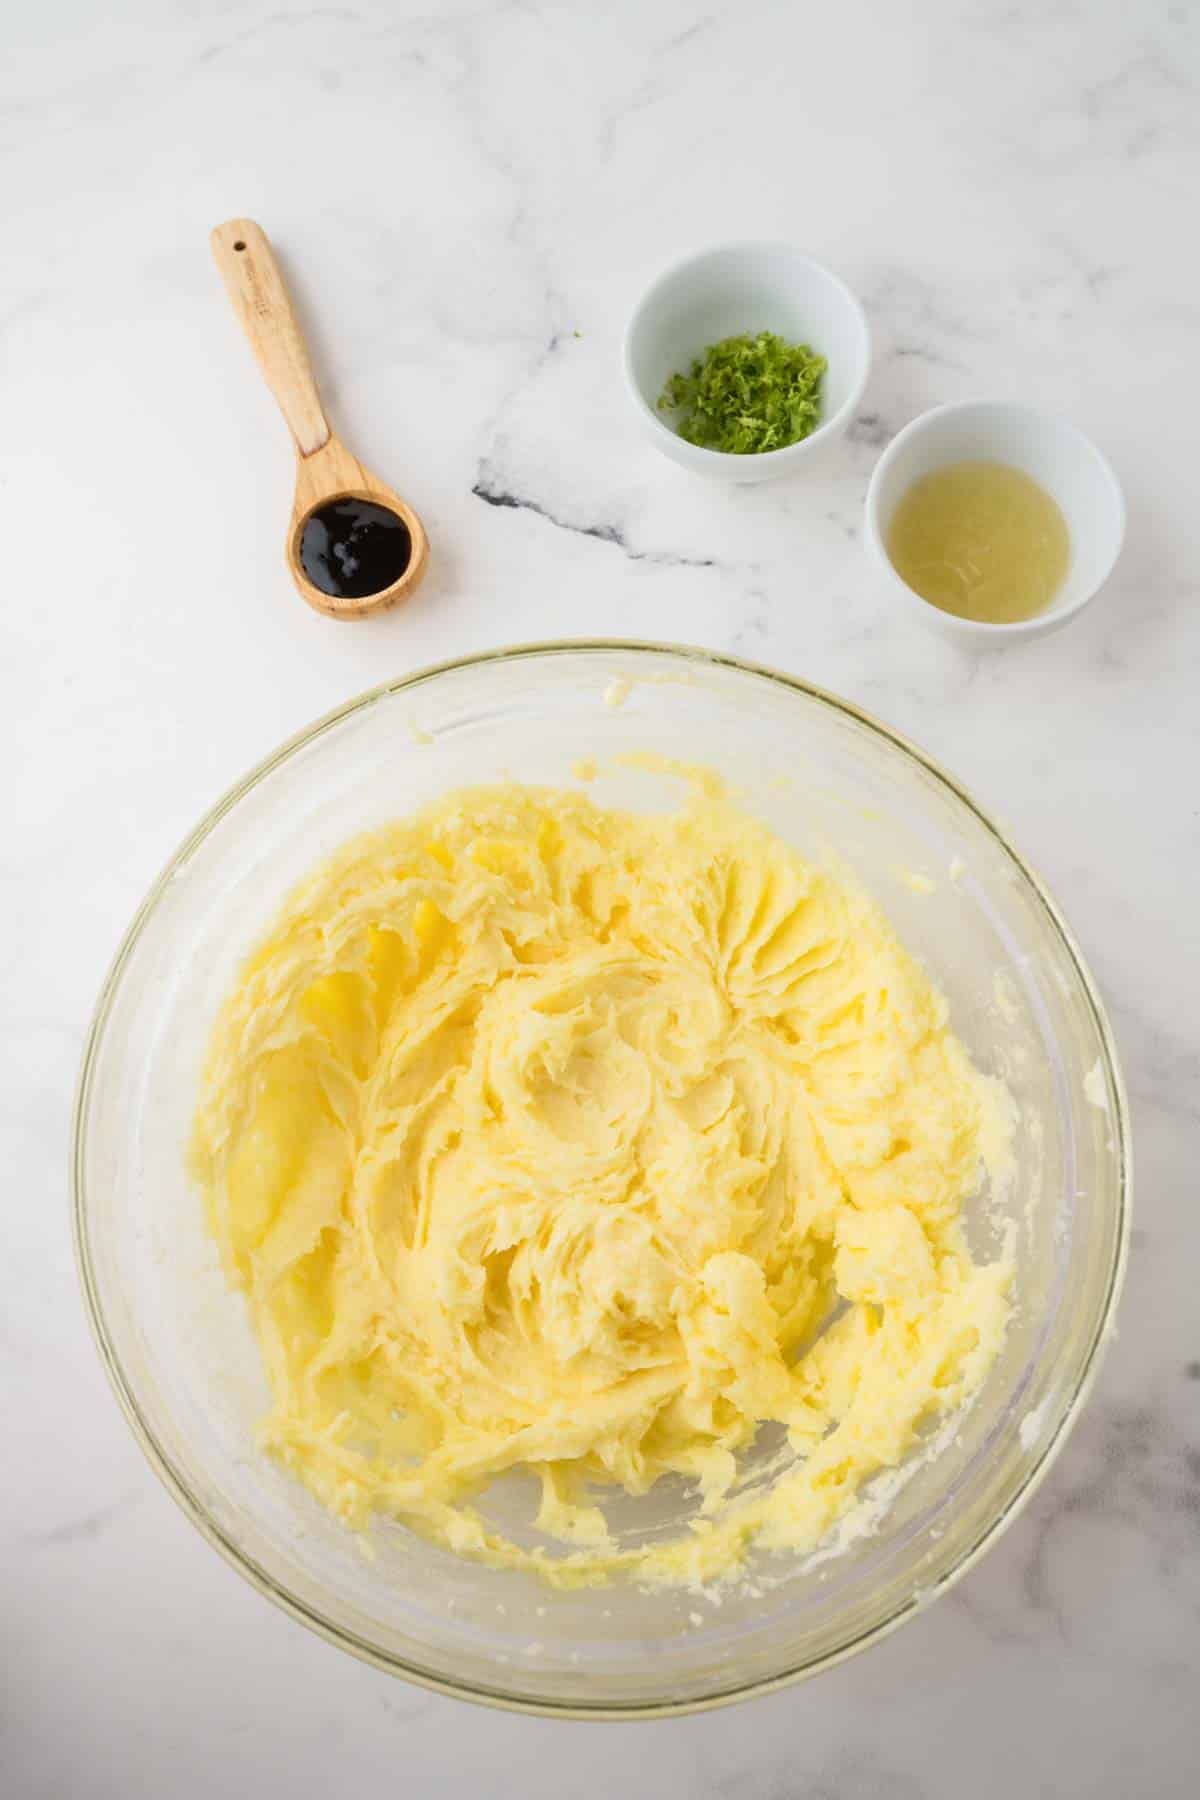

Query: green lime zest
[656,330,827,455]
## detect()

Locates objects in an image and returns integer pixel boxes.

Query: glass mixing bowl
[73,642,1129,1717]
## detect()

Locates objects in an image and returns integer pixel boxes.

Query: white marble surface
[3,0,1198,1792]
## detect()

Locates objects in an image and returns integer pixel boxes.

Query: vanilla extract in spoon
[298,498,413,600]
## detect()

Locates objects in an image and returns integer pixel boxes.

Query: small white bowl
[623,243,871,483]
[864,402,1125,644]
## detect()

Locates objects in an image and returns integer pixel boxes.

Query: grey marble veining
[2,0,1197,1794]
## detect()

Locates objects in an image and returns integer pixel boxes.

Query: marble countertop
[4,0,1198,1793]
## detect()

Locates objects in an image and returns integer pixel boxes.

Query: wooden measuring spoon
[210,217,428,620]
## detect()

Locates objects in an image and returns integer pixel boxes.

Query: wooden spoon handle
[210,218,330,457]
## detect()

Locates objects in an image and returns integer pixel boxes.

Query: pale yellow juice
[887,459,1070,624]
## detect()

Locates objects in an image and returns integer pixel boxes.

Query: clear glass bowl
[73,642,1129,1717]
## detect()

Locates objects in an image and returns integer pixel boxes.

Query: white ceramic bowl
[623,243,871,482]
[864,402,1125,644]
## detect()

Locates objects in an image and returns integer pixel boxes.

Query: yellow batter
[192,766,1012,1587]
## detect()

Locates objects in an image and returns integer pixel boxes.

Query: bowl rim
[622,242,872,471]
[72,637,1131,1720]
[863,400,1127,641]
